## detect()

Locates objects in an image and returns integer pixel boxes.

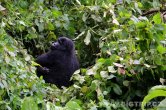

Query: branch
[142,8,166,16]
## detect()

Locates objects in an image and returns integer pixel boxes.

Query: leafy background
[0,0,166,109]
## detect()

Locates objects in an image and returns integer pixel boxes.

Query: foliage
[141,85,166,110]
[0,0,166,109]
[0,29,46,109]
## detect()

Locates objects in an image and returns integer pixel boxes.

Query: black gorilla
[36,37,79,87]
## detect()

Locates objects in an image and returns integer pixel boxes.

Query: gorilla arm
[36,51,53,67]
[36,52,52,76]
[37,66,49,75]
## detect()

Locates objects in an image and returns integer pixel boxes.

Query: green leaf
[153,13,161,24]
[19,1,28,9]
[47,31,57,40]
[113,84,122,95]
[134,2,142,14]
[66,101,82,110]
[90,80,99,91]
[26,33,38,39]
[136,21,146,29]
[47,22,55,30]
[52,10,62,18]
[150,85,166,91]
[154,24,165,31]
[152,0,160,8]
[125,0,131,4]
[82,13,88,22]
[142,86,166,110]
[142,90,166,110]
[31,61,41,67]
[21,97,38,110]
[123,80,130,87]
[2,80,7,88]
[157,45,166,54]
[38,23,44,32]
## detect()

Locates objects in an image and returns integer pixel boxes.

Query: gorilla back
[36,37,79,87]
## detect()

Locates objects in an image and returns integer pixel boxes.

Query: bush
[0,0,165,109]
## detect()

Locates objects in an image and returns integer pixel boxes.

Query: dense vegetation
[0,0,166,109]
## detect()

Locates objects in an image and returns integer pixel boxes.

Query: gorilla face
[51,37,74,53]
[36,37,79,87]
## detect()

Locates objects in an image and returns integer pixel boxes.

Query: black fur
[36,37,79,87]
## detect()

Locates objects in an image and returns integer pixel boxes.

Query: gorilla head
[51,37,74,52]
[36,37,79,87]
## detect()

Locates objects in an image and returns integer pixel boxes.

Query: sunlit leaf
[112,18,119,25]
[47,22,55,30]
[153,13,162,24]
[19,21,26,26]
[157,45,166,54]
[73,84,81,89]
[108,66,116,73]
[144,64,150,68]
[113,29,122,33]
[1,21,5,27]
[142,86,166,110]
[100,71,108,78]
[133,60,140,65]
[25,55,30,61]
[52,10,62,17]
[131,16,139,23]
[134,2,142,14]
[113,63,123,67]
[82,13,88,22]
[86,69,95,75]
[31,61,41,67]
[21,97,38,110]
[66,101,82,110]
[7,51,16,57]
[5,55,10,63]
[76,0,81,5]
[84,30,91,45]
[0,5,6,11]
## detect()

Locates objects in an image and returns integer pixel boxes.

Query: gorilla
[36,37,79,87]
